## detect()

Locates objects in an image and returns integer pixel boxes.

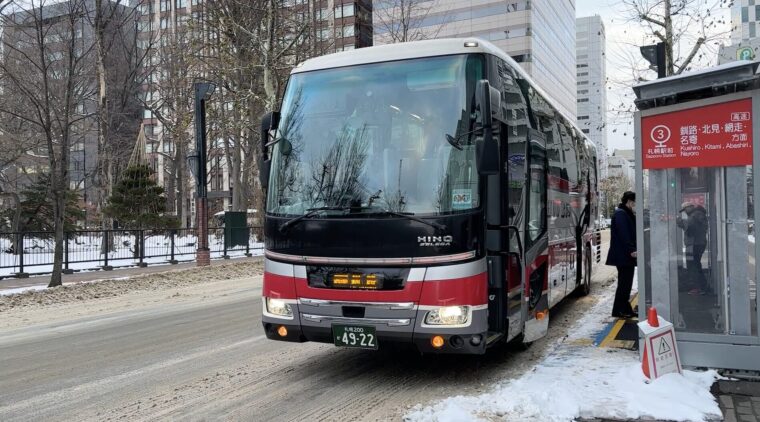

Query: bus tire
[575,246,592,297]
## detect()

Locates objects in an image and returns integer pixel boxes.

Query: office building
[732,0,760,42]
[373,0,577,119]
[576,15,607,177]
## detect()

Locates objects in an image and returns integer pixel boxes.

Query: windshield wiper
[362,208,447,231]
[279,206,348,233]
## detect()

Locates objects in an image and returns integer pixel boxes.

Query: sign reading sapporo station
[641,98,753,169]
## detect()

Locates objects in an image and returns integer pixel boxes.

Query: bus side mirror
[259,111,280,190]
[476,80,499,175]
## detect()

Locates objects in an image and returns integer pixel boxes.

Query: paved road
[0,239,614,421]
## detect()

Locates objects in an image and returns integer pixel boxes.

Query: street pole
[193,82,215,267]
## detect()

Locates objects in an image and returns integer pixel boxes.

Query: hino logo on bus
[417,235,453,247]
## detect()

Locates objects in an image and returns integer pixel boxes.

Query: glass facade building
[732,0,760,42]
[373,0,577,119]
[576,15,607,177]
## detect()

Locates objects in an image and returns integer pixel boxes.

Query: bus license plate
[332,325,377,349]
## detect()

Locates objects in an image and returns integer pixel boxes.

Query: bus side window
[496,60,530,227]
[559,117,579,192]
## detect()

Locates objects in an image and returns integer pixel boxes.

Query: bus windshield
[266,54,485,217]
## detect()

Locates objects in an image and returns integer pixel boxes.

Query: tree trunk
[231,110,244,211]
[0,192,22,253]
[176,135,187,228]
[49,182,66,288]
[263,0,279,111]
[95,0,114,254]
[663,0,675,76]
[166,135,177,214]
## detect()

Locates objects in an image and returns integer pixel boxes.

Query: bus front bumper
[262,301,488,354]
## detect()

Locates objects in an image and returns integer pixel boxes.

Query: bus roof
[293,38,596,156]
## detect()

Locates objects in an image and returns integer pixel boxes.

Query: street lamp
[191,81,215,267]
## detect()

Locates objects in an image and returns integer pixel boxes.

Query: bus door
[521,129,550,342]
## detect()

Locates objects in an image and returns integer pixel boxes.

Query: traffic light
[640,42,666,79]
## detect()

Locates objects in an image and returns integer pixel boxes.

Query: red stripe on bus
[262,272,298,299]
[289,273,488,306]
[418,272,488,306]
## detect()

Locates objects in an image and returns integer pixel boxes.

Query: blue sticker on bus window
[452,189,472,210]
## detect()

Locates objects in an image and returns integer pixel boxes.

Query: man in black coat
[606,191,637,318]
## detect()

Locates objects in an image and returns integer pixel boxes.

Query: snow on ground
[0,260,263,312]
[0,284,48,296]
[405,279,721,422]
[0,277,132,296]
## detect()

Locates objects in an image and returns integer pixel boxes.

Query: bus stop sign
[641,98,753,169]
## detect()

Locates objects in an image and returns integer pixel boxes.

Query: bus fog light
[424,306,469,325]
[431,335,445,348]
[266,298,293,317]
[277,325,288,337]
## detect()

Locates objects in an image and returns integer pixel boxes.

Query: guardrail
[0,226,264,279]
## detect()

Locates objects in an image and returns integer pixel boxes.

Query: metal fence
[0,226,264,279]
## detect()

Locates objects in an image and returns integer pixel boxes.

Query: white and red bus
[259,38,599,354]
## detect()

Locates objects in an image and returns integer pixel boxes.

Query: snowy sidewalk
[405,276,723,422]
[713,380,760,422]
[0,255,263,295]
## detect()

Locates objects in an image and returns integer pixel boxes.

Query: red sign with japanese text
[641,98,753,169]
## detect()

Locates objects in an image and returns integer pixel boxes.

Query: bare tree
[373,0,448,43]
[621,0,731,78]
[0,0,96,286]
[138,14,197,227]
[603,1,731,154]
[599,175,634,218]
[86,0,143,234]
[0,130,28,235]
[194,0,328,213]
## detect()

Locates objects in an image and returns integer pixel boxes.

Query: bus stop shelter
[633,61,760,374]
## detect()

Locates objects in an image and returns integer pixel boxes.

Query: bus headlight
[266,298,293,318]
[424,306,469,325]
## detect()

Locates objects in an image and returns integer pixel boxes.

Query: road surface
[0,233,614,421]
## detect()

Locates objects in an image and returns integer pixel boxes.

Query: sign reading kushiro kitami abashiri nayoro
[641,98,753,169]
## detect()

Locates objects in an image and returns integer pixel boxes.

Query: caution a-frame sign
[638,314,683,380]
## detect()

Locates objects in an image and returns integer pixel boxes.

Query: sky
[575,0,732,154]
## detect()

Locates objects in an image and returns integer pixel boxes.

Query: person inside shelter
[677,201,709,296]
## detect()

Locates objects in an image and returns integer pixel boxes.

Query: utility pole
[190,82,215,267]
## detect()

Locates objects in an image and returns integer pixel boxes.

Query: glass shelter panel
[643,166,757,337]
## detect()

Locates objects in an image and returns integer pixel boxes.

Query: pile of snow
[405,281,721,422]
[0,260,263,310]
[0,284,48,296]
